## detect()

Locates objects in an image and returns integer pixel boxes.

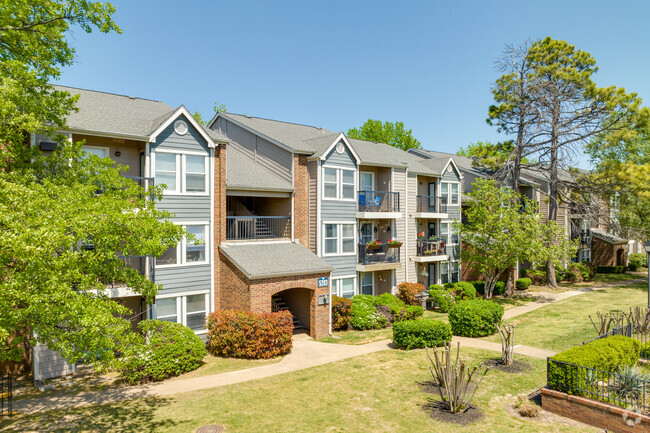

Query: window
[185,155,206,192]
[155,153,178,192]
[440,223,449,244]
[427,263,437,287]
[156,293,209,332]
[450,262,460,283]
[82,145,108,158]
[323,223,355,255]
[360,172,374,191]
[322,166,356,200]
[450,225,459,244]
[440,262,449,284]
[440,182,460,205]
[157,224,209,267]
[360,273,373,295]
[451,183,459,205]
[331,277,356,299]
[440,183,448,204]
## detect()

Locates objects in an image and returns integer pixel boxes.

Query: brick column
[214,143,227,311]
[293,154,309,248]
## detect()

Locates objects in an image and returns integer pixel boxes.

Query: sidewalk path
[14,278,643,414]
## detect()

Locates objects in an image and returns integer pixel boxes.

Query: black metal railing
[582,322,650,350]
[416,239,446,257]
[582,323,633,345]
[1,376,12,417]
[415,195,447,213]
[358,243,401,265]
[226,216,291,240]
[357,190,400,212]
[547,359,650,414]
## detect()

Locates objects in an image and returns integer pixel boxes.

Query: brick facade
[213,143,227,311]
[293,154,310,249]
[542,388,650,432]
[592,236,627,267]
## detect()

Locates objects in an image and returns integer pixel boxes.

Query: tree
[457,140,532,170]
[193,102,227,126]
[347,119,422,150]
[0,1,185,366]
[458,179,576,299]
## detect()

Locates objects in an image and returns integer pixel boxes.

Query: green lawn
[1,347,593,433]
[529,270,645,293]
[484,284,648,352]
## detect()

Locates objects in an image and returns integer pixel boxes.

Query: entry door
[428,222,436,239]
[360,222,373,244]
[428,182,436,211]
[428,263,437,287]
[360,172,374,191]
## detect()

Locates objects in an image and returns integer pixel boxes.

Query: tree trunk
[546,100,560,288]
[504,267,516,297]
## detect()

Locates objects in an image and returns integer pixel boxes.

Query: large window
[440,262,449,284]
[450,262,460,283]
[157,224,208,267]
[156,293,209,332]
[360,272,373,295]
[441,182,460,205]
[323,223,355,255]
[323,166,355,200]
[331,277,356,299]
[154,152,207,194]
[440,262,460,284]
[440,222,458,245]
[440,223,449,243]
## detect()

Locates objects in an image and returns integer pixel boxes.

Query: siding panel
[156,265,212,294]
[308,160,317,253]
[393,168,406,284]
[407,172,418,283]
[324,140,356,168]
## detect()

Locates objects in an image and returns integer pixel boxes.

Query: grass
[483,285,648,352]
[1,347,594,433]
[528,270,645,293]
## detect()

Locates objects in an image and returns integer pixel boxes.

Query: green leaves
[347,119,421,151]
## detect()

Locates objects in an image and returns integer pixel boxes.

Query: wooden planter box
[387,242,402,248]
[366,244,382,251]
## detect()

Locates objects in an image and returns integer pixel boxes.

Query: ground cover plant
[448,300,504,337]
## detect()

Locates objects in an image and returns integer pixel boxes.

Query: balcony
[226,216,290,240]
[357,190,401,219]
[356,242,401,272]
[412,195,448,218]
[414,238,448,263]
[101,255,154,298]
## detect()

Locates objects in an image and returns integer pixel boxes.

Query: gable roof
[591,228,627,245]
[226,147,293,192]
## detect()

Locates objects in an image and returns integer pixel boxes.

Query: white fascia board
[319,133,361,164]
[66,128,149,142]
[442,158,464,180]
[149,106,220,148]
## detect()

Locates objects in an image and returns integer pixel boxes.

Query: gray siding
[324,140,356,168]
[33,343,75,381]
[441,164,461,256]
[324,255,357,278]
[321,201,356,221]
[158,197,211,219]
[153,114,209,153]
[215,118,292,183]
[156,264,211,294]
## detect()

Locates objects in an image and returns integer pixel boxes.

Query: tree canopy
[347,119,422,151]
[457,140,532,171]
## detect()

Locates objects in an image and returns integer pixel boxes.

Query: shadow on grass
[0,396,177,433]
[490,295,541,307]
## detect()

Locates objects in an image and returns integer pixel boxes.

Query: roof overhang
[318,133,361,164]
[210,112,298,153]
[67,128,149,142]
[149,106,224,148]
[441,158,464,180]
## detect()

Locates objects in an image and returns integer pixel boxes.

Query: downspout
[404,168,409,282]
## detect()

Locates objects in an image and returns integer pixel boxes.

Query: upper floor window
[440,182,460,205]
[323,223,355,255]
[154,152,207,194]
[439,222,459,245]
[157,224,208,267]
[323,166,355,200]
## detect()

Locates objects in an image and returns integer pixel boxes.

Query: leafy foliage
[116,320,206,385]
[451,282,477,300]
[428,289,455,313]
[596,266,628,274]
[457,140,531,170]
[448,300,504,337]
[629,253,647,271]
[206,310,293,359]
[392,319,451,349]
[350,296,388,330]
[347,119,421,151]
[396,282,425,306]
[515,278,532,290]
[331,296,352,331]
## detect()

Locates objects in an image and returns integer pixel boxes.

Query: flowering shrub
[417,232,425,239]
[116,320,207,385]
[351,295,388,330]
[206,310,293,359]
[397,282,425,306]
[332,296,352,330]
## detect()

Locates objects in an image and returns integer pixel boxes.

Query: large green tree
[0,1,185,365]
[347,119,422,150]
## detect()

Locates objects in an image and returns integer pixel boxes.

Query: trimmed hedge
[428,289,455,312]
[392,319,452,349]
[332,296,352,331]
[397,282,425,306]
[206,310,293,359]
[641,342,650,360]
[596,265,627,274]
[351,295,388,330]
[629,253,647,271]
[548,336,641,394]
[448,300,504,337]
[117,320,207,384]
[515,278,532,290]
[452,282,476,300]
[572,262,593,282]
[466,281,506,296]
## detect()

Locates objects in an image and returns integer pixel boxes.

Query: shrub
[448,300,504,337]
[397,282,425,306]
[373,293,405,312]
[640,342,650,360]
[525,269,546,285]
[206,310,293,359]
[572,262,592,282]
[117,320,207,384]
[554,265,567,283]
[629,253,647,271]
[565,265,583,283]
[443,282,456,290]
[595,265,627,274]
[467,280,506,296]
[332,296,352,331]
[548,336,641,394]
[403,305,424,320]
[452,282,476,300]
[392,319,452,349]
[351,295,388,330]
[515,278,532,290]
[428,289,455,312]
[428,284,444,291]
[468,280,485,294]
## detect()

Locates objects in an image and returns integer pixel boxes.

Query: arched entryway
[272,288,313,333]
[616,248,625,267]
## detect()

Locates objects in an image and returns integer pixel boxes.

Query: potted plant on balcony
[440,242,445,248]
[366,239,382,250]
[437,249,443,254]
[423,250,433,256]
[417,232,425,240]
[387,239,402,248]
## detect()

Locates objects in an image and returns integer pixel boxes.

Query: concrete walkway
[14,277,644,414]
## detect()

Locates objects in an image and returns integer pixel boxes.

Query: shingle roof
[220,242,332,279]
[226,148,293,191]
[591,228,628,245]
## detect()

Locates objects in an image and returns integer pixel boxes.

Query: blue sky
[60,0,650,159]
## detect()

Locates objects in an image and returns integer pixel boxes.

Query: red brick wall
[219,252,251,310]
[542,388,650,432]
[592,237,627,267]
[293,154,309,249]
[213,143,227,311]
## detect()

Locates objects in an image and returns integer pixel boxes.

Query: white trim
[66,128,149,141]
[440,181,461,207]
[319,133,361,164]
[322,221,357,257]
[209,147,215,317]
[317,160,322,257]
[404,168,408,282]
[355,211,402,219]
[156,223,210,268]
[155,289,210,299]
[441,158,464,180]
[359,171,375,191]
[149,106,219,148]
[82,145,110,157]
[330,275,358,298]
[322,164,357,202]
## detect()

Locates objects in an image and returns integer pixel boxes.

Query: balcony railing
[226,216,291,240]
[358,243,401,265]
[416,239,446,256]
[358,190,400,213]
[415,195,447,213]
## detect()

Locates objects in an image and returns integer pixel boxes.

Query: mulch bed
[485,358,531,373]
[423,400,483,425]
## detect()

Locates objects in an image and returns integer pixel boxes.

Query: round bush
[428,284,444,291]
[515,278,532,290]
[332,296,352,330]
[396,282,425,305]
[372,293,405,313]
[117,320,207,384]
[448,300,504,337]
[629,253,647,271]
[453,282,476,300]
[428,289,455,313]
[393,319,452,349]
[351,295,388,330]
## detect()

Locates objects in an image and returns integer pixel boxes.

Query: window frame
[156,222,209,268]
[321,165,357,202]
[450,262,460,283]
[440,262,449,285]
[331,276,357,299]
[152,149,209,196]
[155,292,210,334]
[360,272,374,296]
[183,154,208,194]
[322,222,357,257]
[440,181,461,207]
